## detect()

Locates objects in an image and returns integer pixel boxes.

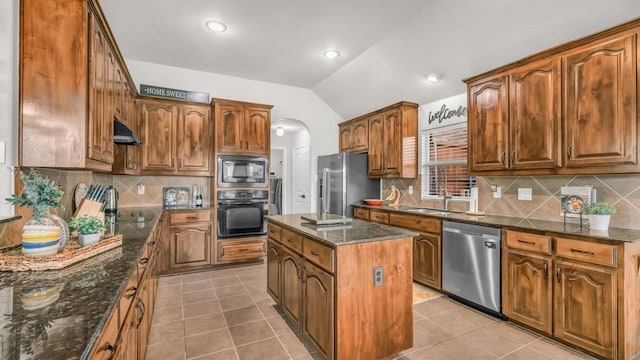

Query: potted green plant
[68,215,106,247]
[583,202,616,230]
[5,170,66,255]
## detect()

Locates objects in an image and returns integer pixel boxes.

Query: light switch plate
[518,188,532,201]
[408,185,414,195]
[493,186,501,198]
[137,184,145,195]
[0,141,5,164]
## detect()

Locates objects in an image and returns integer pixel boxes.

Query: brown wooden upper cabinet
[368,103,418,178]
[213,99,273,156]
[338,102,418,178]
[139,97,212,176]
[20,0,136,172]
[338,118,369,153]
[465,22,640,175]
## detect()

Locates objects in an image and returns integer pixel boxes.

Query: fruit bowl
[364,199,384,205]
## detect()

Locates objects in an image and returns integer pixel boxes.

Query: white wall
[127,60,341,211]
[0,0,18,216]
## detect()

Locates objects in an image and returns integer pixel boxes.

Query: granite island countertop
[0,206,170,359]
[354,204,640,243]
[268,213,419,246]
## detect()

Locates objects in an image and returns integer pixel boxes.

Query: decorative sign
[140,84,210,103]
[421,93,467,129]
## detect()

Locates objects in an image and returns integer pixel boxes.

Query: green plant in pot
[5,170,67,256]
[68,215,106,247]
[583,202,616,231]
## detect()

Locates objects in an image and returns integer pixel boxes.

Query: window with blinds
[421,123,475,199]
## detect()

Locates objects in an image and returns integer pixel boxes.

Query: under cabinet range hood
[113,119,142,145]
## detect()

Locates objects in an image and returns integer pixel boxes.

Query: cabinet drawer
[267,222,282,242]
[303,238,335,273]
[353,207,370,220]
[218,239,266,263]
[89,309,119,360]
[118,270,139,328]
[390,213,441,233]
[169,210,211,224]
[555,237,617,267]
[505,230,552,254]
[369,210,389,224]
[282,228,303,253]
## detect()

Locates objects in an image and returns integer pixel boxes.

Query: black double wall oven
[216,156,269,239]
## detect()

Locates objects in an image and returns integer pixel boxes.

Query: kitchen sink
[404,208,451,216]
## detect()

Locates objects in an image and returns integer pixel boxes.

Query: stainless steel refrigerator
[317,152,380,218]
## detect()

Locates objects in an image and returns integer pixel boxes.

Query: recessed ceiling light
[323,49,340,59]
[426,73,442,83]
[205,20,227,32]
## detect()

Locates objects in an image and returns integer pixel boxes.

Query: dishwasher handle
[443,227,500,241]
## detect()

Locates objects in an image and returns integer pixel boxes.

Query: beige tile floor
[146,262,596,360]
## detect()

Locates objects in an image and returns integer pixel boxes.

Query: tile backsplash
[27,169,211,220]
[383,174,640,230]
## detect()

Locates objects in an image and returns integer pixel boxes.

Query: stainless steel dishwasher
[442,220,504,318]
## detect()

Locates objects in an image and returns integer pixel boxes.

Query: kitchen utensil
[364,199,384,205]
[104,186,119,213]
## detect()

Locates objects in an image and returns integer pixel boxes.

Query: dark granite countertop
[0,215,22,224]
[354,204,640,243]
[0,207,166,359]
[268,214,418,246]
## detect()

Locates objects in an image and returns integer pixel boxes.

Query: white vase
[588,214,611,231]
[78,233,101,247]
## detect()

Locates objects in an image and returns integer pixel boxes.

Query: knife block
[73,199,105,220]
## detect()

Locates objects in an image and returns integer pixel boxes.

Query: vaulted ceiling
[101,0,640,119]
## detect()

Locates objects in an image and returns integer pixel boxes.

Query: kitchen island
[266,214,418,360]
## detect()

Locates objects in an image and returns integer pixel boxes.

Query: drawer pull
[148,241,156,246]
[517,239,536,245]
[139,257,149,265]
[310,250,319,256]
[570,248,595,256]
[125,286,137,299]
[186,216,199,220]
[287,239,294,243]
[239,248,249,252]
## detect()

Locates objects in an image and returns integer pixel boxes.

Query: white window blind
[421,124,475,199]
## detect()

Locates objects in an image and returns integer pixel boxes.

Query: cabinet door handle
[287,239,294,243]
[501,151,506,165]
[556,266,561,282]
[136,299,146,328]
[511,151,516,164]
[310,250,319,256]
[567,145,572,160]
[570,248,595,256]
[148,241,156,246]
[517,239,535,245]
[125,286,137,299]
[139,257,149,265]
[103,342,115,360]
[543,262,548,279]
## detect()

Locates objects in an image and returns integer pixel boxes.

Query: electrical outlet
[518,188,532,201]
[408,185,414,195]
[0,141,5,164]
[137,184,145,195]
[493,186,501,198]
[373,266,383,287]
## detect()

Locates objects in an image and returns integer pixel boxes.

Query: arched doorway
[270,118,311,214]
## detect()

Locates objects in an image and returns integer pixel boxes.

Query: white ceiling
[101,0,640,120]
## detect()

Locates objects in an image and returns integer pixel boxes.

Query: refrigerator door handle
[321,168,329,214]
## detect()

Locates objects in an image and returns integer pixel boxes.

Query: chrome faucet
[440,168,452,211]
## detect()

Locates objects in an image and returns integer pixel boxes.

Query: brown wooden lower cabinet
[413,233,441,290]
[503,229,640,360]
[89,221,161,360]
[267,221,413,360]
[302,260,335,360]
